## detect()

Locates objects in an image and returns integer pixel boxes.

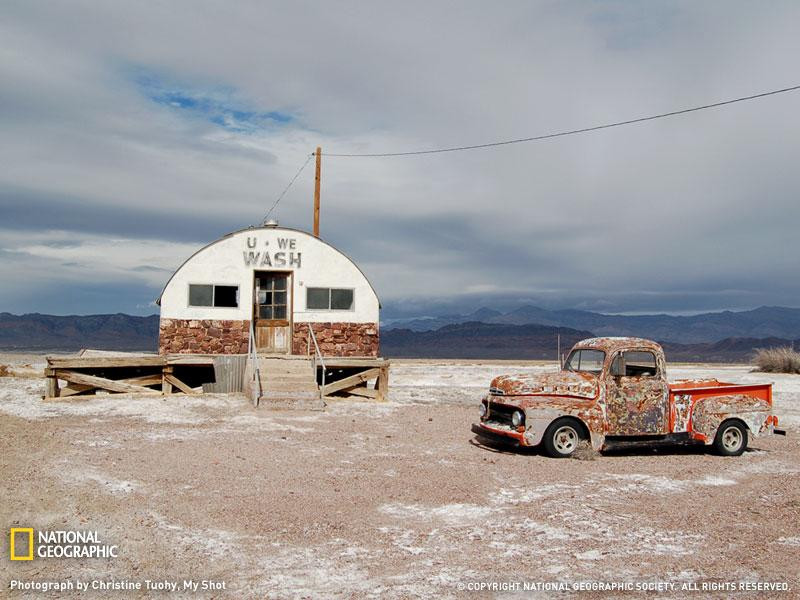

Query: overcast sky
[1,1,799,317]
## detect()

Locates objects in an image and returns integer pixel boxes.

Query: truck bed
[667,379,774,439]
[669,379,772,403]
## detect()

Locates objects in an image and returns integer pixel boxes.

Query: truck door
[605,350,669,435]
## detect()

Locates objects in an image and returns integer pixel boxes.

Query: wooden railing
[307,324,326,400]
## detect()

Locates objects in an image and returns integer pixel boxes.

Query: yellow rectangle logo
[10,528,34,561]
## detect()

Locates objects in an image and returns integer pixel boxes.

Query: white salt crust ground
[0,356,798,598]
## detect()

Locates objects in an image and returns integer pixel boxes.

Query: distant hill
[1,311,797,363]
[382,322,594,360]
[0,313,159,351]
[385,305,800,344]
[382,322,799,363]
[660,337,800,363]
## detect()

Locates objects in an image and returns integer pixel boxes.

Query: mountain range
[384,305,800,344]
[381,321,799,363]
[0,313,159,351]
[0,307,798,363]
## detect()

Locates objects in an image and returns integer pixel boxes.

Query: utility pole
[313,146,321,237]
[557,333,561,368]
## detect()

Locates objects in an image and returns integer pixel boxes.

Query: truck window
[621,351,658,377]
[564,349,605,374]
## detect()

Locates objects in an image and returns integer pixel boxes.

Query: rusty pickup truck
[472,337,785,458]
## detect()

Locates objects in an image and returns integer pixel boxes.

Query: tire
[713,420,748,457]
[543,418,583,458]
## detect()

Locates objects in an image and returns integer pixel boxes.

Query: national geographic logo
[9,528,118,560]
[9,528,33,561]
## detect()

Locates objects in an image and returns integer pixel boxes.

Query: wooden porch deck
[43,353,391,406]
[43,354,216,401]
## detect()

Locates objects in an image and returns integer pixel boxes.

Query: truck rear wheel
[543,418,583,458]
[713,420,748,456]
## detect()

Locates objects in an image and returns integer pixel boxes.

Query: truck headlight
[511,410,524,427]
[478,403,487,417]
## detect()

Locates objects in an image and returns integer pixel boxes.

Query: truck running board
[603,433,697,450]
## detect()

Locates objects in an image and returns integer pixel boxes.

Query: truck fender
[523,410,603,451]
[690,395,771,444]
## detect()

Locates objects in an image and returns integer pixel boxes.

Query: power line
[261,84,800,217]
[262,153,314,222]
[324,84,800,157]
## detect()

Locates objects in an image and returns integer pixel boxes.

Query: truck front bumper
[471,423,525,446]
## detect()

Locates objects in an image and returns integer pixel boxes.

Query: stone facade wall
[159,318,249,354]
[292,322,379,357]
[159,318,379,357]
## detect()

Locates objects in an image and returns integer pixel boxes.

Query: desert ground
[1,354,799,599]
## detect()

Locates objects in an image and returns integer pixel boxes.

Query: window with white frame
[306,287,354,310]
[188,284,239,308]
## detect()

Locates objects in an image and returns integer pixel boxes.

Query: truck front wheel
[543,418,583,458]
[713,420,748,457]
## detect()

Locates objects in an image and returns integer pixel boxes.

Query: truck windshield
[564,349,605,374]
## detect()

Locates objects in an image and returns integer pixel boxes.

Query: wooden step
[258,357,312,365]
[259,390,321,402]
[259,371,315,379]
[260,383,318,391]
[259,372,317,382]
[247,355,328,409]
[261,379,319,390]
[259,372,316,382]
[259,369,314,377]
[257,396,326,410]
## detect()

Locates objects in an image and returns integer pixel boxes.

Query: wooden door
[254,272,291,353]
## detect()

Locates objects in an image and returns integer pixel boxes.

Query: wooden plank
[43,392,163,403]
[47,356,165,369]
[45,376,59,398]
[322,368,380,396]
[320,358,389,368]
[165,355,217,366]
[162,366,172,395]
[347,386,380,399]
[50,370,163,397]
[60,383,96,397]
[122,374,163,387]
[377,365,389,402]
[61,374,162,392]
[165,374,198,395]
[56,370,155,394]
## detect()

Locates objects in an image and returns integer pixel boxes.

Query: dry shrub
[0,365,10,377]
[571,439,598,461]
[753,347,800,374]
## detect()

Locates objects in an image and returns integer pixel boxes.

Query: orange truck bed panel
[668,379,773,440]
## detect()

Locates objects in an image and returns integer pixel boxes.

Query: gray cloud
[0,185,249,242]
[1,1,799,316]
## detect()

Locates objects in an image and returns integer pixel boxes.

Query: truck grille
[484,402,518,427]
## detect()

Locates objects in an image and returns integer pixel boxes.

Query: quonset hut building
[156,223,380,358]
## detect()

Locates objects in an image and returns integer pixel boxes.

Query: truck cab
[472,337,782,458]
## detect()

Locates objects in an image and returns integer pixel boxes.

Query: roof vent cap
[263,219,279,227]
